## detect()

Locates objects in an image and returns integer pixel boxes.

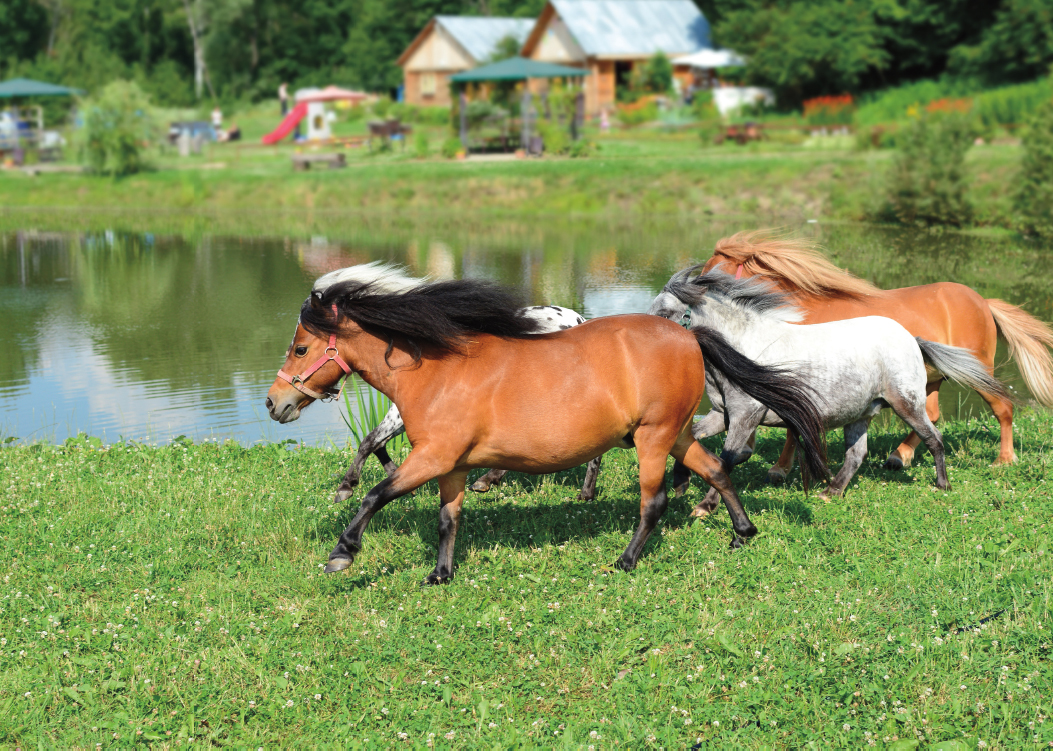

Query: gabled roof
[522,0,711,59]
[397,16,534,67]
[450,56,589,82]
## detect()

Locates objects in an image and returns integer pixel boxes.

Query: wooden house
[520,0,711,115]
[397,16,535,107]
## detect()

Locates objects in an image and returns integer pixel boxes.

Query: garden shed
[397,16,535,107]
[519,0,712,115]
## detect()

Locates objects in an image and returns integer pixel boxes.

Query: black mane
[301,278,540,364]
[664,266,793,316]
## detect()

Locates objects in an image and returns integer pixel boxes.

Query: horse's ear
[309,291,324,308]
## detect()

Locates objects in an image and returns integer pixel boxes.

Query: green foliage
[974,79,1053,129]
[465,100,507,130]
[488,34,522,63]
[345,104,366,122]
[878,112,975,227]
[630,53,674,95]
[948,0,1053,85]
[567,137,595,158]
[691,90,720,121]
[412,130,430,159]
[80,80,157,176]
[372,96,393,120]
[1015,100,1053,237]
[617,101,659,128]
[441,136,463,159]
[340,378,408,453]
[390,103,451,127]
[536,120,569,156]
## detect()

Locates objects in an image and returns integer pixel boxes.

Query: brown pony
[697,231,1053,477]
[266,264,828,584]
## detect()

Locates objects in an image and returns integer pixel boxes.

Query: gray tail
[915,338,1013,402]
[693,326,829,489]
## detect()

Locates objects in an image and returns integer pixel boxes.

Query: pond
[2,215,1050,447]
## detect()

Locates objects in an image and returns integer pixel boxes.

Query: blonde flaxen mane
[714,230,879,299]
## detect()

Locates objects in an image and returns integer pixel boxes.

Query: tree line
[1,0,1049,109]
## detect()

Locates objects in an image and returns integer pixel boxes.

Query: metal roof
[435,16,535,62]
[549,0,710,57]
[450,56,589,82]
[0,77,83,98]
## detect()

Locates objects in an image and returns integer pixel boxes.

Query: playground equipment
[261,86,368,145]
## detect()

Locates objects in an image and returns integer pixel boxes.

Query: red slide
[261,102,307,145]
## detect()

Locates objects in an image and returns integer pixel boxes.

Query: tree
[81,80,158,176]
[1015,99,1053,237]
[949,0,1053,85]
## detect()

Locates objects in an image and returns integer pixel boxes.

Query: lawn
[1,409,1050,747]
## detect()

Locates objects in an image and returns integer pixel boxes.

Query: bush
[616,99,659,128]
[412,131,430,159]
[568,137,594,158]
[878,112,975,227]
[1015,100,1053,237]
[630,52,674,95]
[80,80,157,176]
[441,137,463,159]
[698,121,723,147]
[803,94,855,126]
[372,96,392,119]
[974,78,1053,129]
[536,120,570,155]
[345,104,366,122]
[691,90,719,121]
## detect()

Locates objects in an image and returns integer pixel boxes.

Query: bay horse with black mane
[693,231,1053,481]
[266,264,829,584]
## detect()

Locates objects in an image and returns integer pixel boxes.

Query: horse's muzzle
[265,393,304,423]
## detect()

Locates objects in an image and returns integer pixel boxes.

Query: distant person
[279,83,289,115]
[217,123,241,142]
[600,107,610,133]
[211,106,223,130]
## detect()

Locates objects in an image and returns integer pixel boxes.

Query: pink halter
[734,264,745,279]
[277,304,352,402]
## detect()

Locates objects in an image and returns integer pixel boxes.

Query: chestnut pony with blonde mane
[698,231,1053,476]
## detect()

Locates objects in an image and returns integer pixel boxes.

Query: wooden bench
[291,152,346,171]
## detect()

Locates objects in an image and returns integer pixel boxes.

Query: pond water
[2,217,1050,446]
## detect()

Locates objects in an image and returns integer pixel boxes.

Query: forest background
[2,0,1051,110]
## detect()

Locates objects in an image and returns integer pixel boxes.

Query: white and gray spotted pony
[648,268,1011,511]
[312,266,600,503]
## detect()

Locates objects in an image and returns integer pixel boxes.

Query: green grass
[1,411,1051,747]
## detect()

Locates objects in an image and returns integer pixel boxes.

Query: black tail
[693,326,829,489]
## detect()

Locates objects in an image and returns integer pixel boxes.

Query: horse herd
[265,232,1053,585]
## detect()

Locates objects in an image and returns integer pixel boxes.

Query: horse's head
[647,265,706,321]
[266,300,352,423]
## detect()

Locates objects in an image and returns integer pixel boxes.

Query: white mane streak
[313,261,426,296]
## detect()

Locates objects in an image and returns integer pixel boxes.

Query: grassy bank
[1,411,1050,747]
[1,135,1025,229]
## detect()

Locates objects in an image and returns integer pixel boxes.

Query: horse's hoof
[615,557,635,572]
[766,469,787,484]
[690,505,715,519]
[324,557,352,574]
[469,480,492,493]
[673,482,689,498]
[883,456,905,471]
[936,481,951,491]
[421,571,451,586]
[990,456,1017,467]
[729,536,747,550]
[333,487,355,504]
[577,491,596,501]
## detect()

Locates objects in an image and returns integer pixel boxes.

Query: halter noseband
[277,304,352,402]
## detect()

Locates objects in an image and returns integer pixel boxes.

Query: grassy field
[0,130,1025,230]
[1,409,1051,748]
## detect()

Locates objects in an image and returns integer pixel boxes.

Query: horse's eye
[294,345,308,357]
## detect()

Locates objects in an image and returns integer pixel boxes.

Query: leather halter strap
[276,304,352,402]
[734,264,745,279]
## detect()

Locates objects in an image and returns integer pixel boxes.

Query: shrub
[630,52,674,95]
[1015,100,1053,237]
[878,112,975,227]
[568,137,594,158]
[412,131,430,159]
[536,120,570,155]
[691,90,719,121]
[345,103,366,122]
[441,136,463,159]
[80,80,157,176]
[616,98,659,128]
[803,94,855,126]
[974,78,1053,129]
[372,96,392,119]
[698,121,723,147]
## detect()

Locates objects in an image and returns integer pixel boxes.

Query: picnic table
[291,152,347,171]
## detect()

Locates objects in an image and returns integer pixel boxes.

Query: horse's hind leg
[335,404,405,503]
[673,436,757,548]
[884,381,941,470]
[616,435,672,572]
[424,471,470,586]
[819,419,870,500]
[470,469,508,493]
[769,433,797,483]
[673,411,733,497]
[692,415,763,518]
[979,390,1015,465]
[890,396,949,490]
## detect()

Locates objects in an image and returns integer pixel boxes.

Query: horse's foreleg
[470,468,508,493]
[578,454,603,501]
[694,417,760,517]
[325,448,446,573]
[424,471,469,586]
[884,382,941,470]
[979,391,1016,465]
[616,439,670,572]
[819,420,870,499]
[674,437,756,548]
[335,404,405,503]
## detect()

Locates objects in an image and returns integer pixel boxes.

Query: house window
[421,73,437,97]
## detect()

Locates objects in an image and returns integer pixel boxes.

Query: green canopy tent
[0,78,83,98]
[449,57,589,83]
[450,58,589,154]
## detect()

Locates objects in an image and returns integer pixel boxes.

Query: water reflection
[1,221,1050,446]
